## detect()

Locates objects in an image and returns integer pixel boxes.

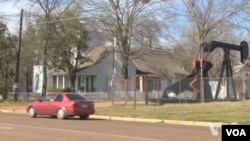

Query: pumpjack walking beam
[204,41,249,64]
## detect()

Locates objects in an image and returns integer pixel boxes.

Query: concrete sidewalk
[0,108,224,128]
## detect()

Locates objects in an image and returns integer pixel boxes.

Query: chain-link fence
[7,92,40,102]
[7,91,111,102]
[6,77,250,104]
[111,78,161,105]
[111,77,250,105]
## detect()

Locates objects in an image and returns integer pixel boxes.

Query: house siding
[47,53,179,96]
[76,52,137,93]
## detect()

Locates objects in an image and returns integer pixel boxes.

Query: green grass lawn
[1,100,250,124]
[95,100,250,124]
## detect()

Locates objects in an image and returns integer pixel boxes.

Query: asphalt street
[0,113,221,141]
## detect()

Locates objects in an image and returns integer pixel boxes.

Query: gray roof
[130,48,189,77]
[51,46,110,75]
[52,47,190,77]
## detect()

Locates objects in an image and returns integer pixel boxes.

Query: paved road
[0,113,221,141]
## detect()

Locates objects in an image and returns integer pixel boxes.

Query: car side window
[54,94,63,102]
[41,95,56,102]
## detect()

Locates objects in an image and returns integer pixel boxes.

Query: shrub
[61,87,73,92]
[47,87,73,93]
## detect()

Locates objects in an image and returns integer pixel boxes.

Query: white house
[48,46,189,94]
[44,31,189,95]
[32,65,43,94]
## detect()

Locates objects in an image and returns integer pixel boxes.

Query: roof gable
[79,46,111,69]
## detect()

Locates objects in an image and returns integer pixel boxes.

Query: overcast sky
[0,0,27,34]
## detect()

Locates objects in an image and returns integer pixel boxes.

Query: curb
[163,120,223,127]
[91,115,224,127]
[1,109,224,127]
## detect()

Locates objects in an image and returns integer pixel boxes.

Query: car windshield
[66,94,86,101]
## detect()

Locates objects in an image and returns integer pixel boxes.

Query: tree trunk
[121,33,130,79]
[41,37,48,96]
[41,50,47,97]
[70,74,76,92]
[3,67,8,100]
[122,63,128,79]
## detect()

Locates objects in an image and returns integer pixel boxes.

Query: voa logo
[226,129,246,136]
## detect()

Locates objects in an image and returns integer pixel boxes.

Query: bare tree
[173,0,249,74]
[188,0,247,52]
[84,0,167,79]
[132,16,162,48]
[171,0,250,102]
[28,0,75,96]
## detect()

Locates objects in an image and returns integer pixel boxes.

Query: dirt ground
[0,100,147,111]
[0,101,113,110]
[95,101,113,107]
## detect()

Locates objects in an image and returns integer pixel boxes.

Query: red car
[26,93,95,119]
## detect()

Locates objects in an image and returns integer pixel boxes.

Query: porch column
[140,76,143,92]
[56,76,59,89]
[63,76,65,89]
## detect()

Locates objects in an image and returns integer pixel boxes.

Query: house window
[53,76,57,88]
[86,77,89,92]
[91,76,95,92]
[148,78,161,91]
[78,76,85,91]
[136,77,140,91]
[102,76,109,91]
[78,76,81,89]
[81,77,85,83]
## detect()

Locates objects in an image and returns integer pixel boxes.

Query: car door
[50,94,64,115]
[35,95,54,115]
[46,94,57,115]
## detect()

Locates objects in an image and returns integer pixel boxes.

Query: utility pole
[112,37,116,76]
[200,39,204,103]
[14,9,23,102]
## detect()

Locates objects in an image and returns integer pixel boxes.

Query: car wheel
[79,115,89,120]
[28,107,37,118]
[57,108,66,119]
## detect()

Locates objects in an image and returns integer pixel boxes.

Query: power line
[0,14,20,17]
[0,0,167,28]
